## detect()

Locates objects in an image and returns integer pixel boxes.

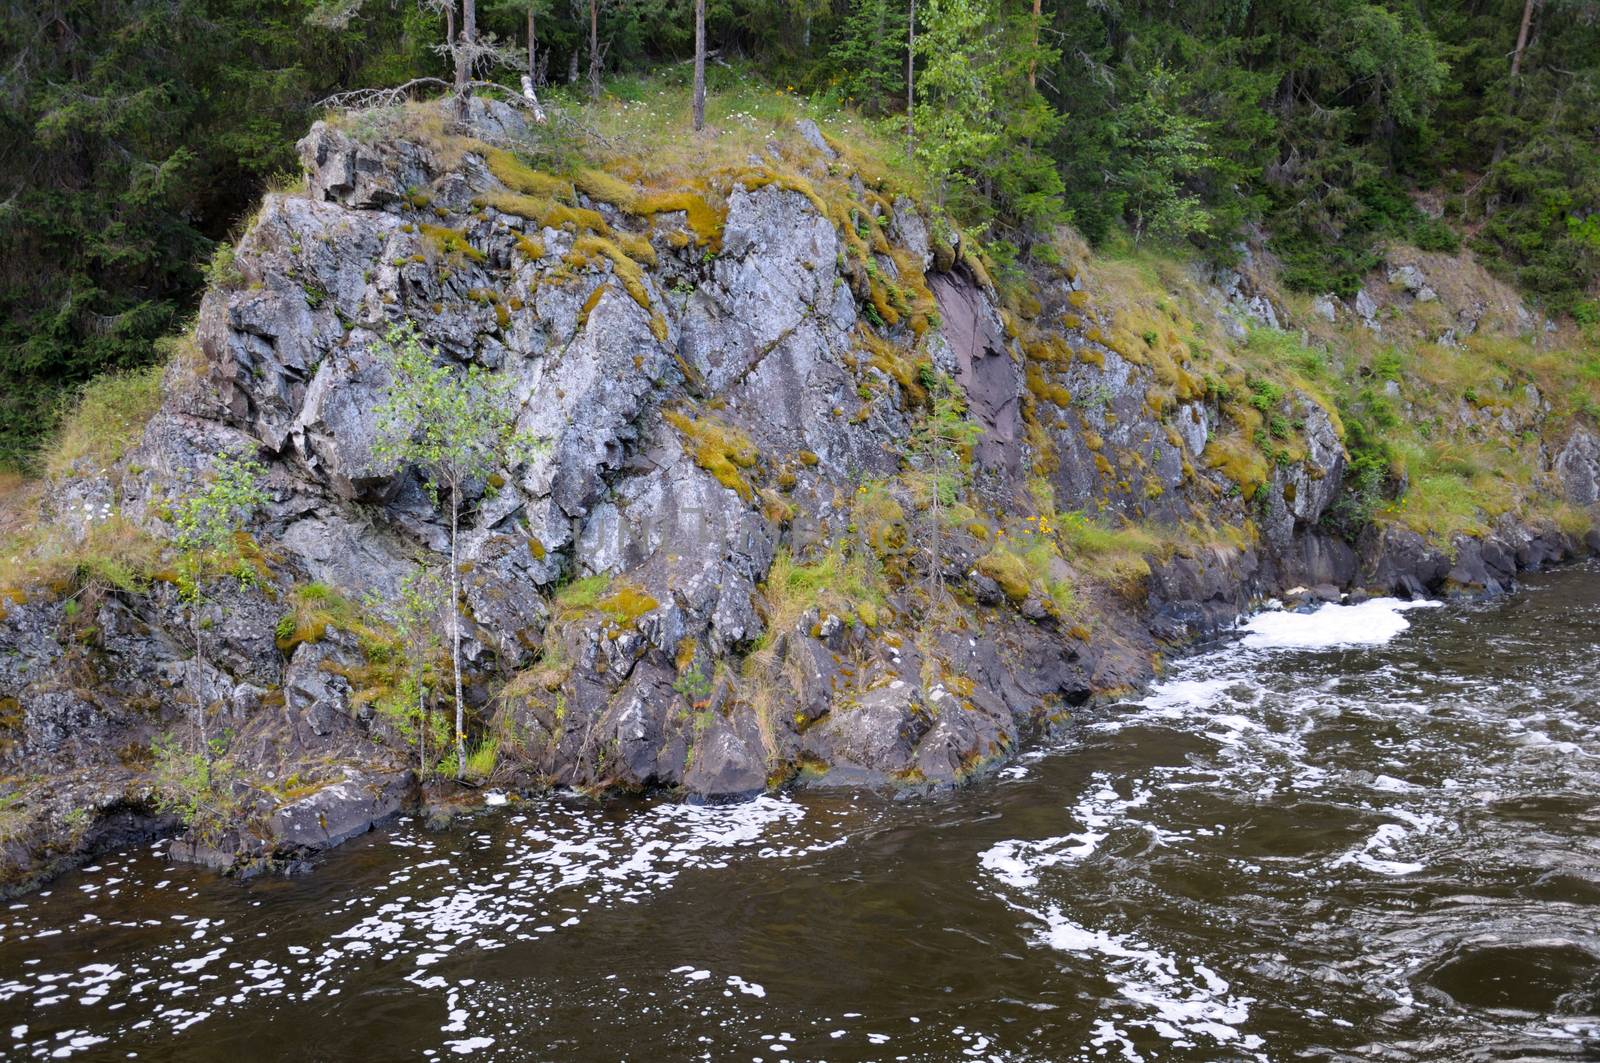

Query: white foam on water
[1,793,854,1058]
[1329,811,1440,876]
[979,835,1266,1060]
[1137,678,1237,716]
[1240,598,1441,650]
[442,1035,494,1054]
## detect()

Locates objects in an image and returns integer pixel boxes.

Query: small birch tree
[173,450,270,765]
[908,370,980,599]
[368,564,449,778]
[372,322,541,780]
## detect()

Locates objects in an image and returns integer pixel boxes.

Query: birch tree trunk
[449,483,466,779]
[194,606,210,766]
[454,0,477,120]
[693,0,706,131]
[588,0,601,101]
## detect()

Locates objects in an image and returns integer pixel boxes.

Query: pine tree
[908,370,981,599]
[829,0,908,114]
[1111,64,1219,245]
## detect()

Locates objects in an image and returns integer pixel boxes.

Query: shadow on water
[3,561,1599,1061]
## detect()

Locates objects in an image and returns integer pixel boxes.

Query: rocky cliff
[2,99,1597,892]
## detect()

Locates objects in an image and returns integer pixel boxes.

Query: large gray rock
[1556,428,1600,506]
[269,769,413,851]
[6,106,1594,902]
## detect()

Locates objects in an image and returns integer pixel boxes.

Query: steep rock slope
[2,100,1596,890]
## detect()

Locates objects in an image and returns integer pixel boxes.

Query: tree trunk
[1029,0,1040,88]
[454,0,476,121]
[1510,0,1536,79]
[693,0,706,130]
[1492,0,1539,165]
[588,0,601,101]
[446,1,456,71]
[194,605,210,765]
[450,485,466,779]
[905,0,915,148]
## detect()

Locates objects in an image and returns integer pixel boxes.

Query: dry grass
[543,68,919,199]
[0,474,39,545]
[757,546,887,644]
[43,365,163,480]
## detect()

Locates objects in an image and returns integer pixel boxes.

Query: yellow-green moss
[635,191,726,250]
[757,545,888,648]
[597,583,659,626]
[858,329,928,406]
[1203,436,1271,499]
[976,550,1031,602]
[578,283,609,329]
[665,410,759,501]
[484,148,575,200]
[573,167,640,210]
[419,224,485,263]
[571,234,654,320]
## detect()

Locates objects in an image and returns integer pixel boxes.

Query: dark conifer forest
[2,0,1596,464]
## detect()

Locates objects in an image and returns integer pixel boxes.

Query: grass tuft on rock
[664,410,759,500]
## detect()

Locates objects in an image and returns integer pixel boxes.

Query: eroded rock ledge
[2,101,1596,893]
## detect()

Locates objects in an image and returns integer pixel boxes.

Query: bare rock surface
[1,100,1594,893]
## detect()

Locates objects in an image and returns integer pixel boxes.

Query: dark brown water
[3,564,1599,1062]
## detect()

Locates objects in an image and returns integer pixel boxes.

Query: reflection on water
[2,564,1598,1061]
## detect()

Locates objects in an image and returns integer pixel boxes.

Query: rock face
[0,100,1595,893]
[1557,428,1600,507]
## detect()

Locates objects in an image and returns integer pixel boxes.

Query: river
[3,562,1598,1061]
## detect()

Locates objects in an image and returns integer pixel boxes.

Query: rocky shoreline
[5,517,1591,898]
[2,100,1596,895]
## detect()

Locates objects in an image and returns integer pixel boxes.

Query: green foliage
[551,573,612,618]
[4,0,1599,476]
[908,370,982,504]
[1111,65,1220,245]
[760,545,887,640]
[828,0,908,116]
[372,321,542,505]
[672,667,712,702]
[0,0,431,466]
[175,451,268,552]
[172,450,270,600]
[373,319,543,779]
[463,736,500,781]
[912,0,1064,239]
[151,731,240,843]
[365,565,449,776]
[43,365,165,479]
